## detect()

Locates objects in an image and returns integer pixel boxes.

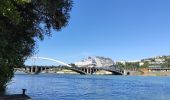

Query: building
[75,56,115,67]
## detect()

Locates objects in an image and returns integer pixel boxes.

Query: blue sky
[26,0,170,65]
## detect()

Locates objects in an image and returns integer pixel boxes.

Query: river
[6,74,170,100]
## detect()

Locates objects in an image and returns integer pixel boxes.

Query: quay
[0,89,31,100]
[0,94,31,100]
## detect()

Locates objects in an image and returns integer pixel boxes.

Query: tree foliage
[0,0,72,91]
[162,58,170,67]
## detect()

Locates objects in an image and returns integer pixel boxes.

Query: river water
[6,74,170,100]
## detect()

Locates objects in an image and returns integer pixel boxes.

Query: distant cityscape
[15,55,170,76]
[74,55,170,68]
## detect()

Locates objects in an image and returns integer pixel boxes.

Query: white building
[75,56,115,67]
[139,62,144,66]
[116,60,140,65]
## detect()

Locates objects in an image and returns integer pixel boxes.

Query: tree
[0,0,72,92]
[162,58,170,67]
[125,62,140,70]
[141,61,149,68]
[116,62,125,70]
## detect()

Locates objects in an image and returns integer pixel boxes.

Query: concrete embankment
[0,94,31,100]
[142,71,170,76]
[125,68,170,76]
[0,89,32,100]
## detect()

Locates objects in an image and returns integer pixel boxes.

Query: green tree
[125,62,140,70]
[141,61,149,68]
[162,58,170,67]
[116,62,125,70]
[0,0,72,92]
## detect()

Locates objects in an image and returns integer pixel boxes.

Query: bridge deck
[16,66,124,75]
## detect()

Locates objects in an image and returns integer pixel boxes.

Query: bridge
[15,57,124,75]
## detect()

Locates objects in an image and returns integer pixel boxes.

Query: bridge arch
[26,57,86,74]
[30,57,72,67]
[20,57,124,75]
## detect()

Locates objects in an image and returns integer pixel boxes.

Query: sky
[26,0,170,65]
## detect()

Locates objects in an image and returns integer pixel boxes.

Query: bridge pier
[43,67,47,73]
[35,67,38,72]
[83,68,86,72]
[89,68,91,74]
[33,67,35,72]
[92,68,95,74]
[30,67,33,73]
[86,68,89,74]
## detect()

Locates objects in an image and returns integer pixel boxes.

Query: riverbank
[124,68,170,76]
[126,71,170,76]
[0,94,31,100]
[142,71,170,76]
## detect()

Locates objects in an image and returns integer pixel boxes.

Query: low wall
[124,70,143,76]
[143,71,170,76]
